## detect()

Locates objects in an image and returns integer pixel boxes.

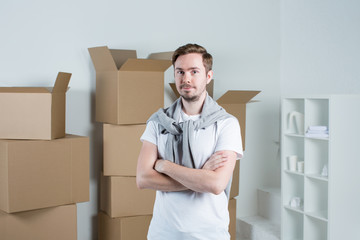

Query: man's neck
[181,92,207,116]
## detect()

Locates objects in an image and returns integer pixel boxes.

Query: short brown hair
[172,43,213,73]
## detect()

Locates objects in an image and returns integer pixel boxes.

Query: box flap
[52,72,71,93]
[120,59,171,72]
[169,83,178,97]
[147,51,174,61]
[217,90,261,104]
[88,46,119,71]
[109,49,137,69]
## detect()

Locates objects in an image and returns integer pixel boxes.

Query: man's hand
[154,159,167,173]
[202,151,229,171]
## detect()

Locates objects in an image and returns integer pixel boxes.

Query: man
[136,43,243,240]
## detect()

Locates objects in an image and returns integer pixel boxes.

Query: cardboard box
[100,174,155,218]
[229,198,237,240]
[217,90,260,150]
[230,160,240,199]
[0,135,89,213]
[88,46,172,124]
[98,211,152,240]
[0,204,77,240]
[103,124,145,176]
[0,72,71,140]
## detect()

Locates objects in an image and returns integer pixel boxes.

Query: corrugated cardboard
[0,204,77,240]
[98,211,151,240]
[88,46,172,124]
[103,124,145,176]
[0,135,89,213]
[0,72,71,140]
[229,198,237,240]
[230,160,240,199]
[100,174,155,218]
[217,90,260,150]
[169,79,214,99]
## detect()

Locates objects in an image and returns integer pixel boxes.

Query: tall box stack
[0,72,90,240]
[89,46,172,240]
[170,83,260,240]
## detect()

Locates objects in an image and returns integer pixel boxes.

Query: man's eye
[192,70,198,74]
[177,71,184,74]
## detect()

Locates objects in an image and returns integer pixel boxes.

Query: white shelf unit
[281,95,360,240]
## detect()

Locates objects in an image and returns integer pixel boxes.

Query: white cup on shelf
[297,161,304,173]
[287,155,298,171]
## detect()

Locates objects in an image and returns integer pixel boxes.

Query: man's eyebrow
[175,67,200,70]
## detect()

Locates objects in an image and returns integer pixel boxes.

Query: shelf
[285,169,304,177]
[306,174,328,182]
[282,95,360,240]
[285,133,304,138]
[305,136,329,141]
[305,210,328,222]
[284,205,304,214]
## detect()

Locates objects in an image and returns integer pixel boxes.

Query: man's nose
[183,72,191,83]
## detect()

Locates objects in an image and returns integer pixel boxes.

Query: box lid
[217,90,260,104]
[147,51,174,60]
[0,72,71,94]
[88,46,137,71]
[120,59,171,72]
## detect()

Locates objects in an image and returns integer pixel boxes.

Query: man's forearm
[136,166,188,192]
[155,160,227,195]
[154,151,237,195]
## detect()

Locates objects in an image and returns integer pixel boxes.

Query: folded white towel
[305,133,329,138]
[308,126,327,131]
[307,130,329,134]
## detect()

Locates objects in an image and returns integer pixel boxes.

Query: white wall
[0,0,280,239]
[281,0,360,95]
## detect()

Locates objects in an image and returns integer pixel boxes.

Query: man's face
[174,53,212,102]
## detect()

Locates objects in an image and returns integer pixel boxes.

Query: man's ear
[206,70,213,84]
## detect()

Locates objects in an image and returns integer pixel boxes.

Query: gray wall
[281,0,360,95]
[1,0,281,239]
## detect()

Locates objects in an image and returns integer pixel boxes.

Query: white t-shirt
[141,110,243,240]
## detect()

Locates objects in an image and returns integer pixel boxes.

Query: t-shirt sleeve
[215,117,243,159]
[140,121,158,146]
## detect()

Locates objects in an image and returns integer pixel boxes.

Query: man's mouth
[181,84,192,90]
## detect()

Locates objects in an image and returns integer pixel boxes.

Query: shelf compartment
[304,215,328,240]
[283,98,305,135]
[304,178,328,220]
[282,207,304,240]
[283,135,304,171]
[304,99,329,132]
[283,173,304,208]
[304,138,328,175]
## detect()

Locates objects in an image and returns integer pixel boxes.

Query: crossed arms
[136,140,237,195]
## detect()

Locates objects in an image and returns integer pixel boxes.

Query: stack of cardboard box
[0,72,90,240]
[88,46,172,240]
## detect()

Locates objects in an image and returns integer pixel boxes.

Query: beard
[179,84,206,102]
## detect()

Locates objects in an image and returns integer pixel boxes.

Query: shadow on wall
[89,62,103,240]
